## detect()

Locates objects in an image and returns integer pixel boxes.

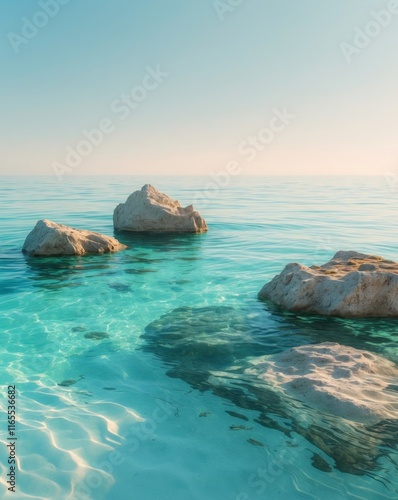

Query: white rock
[246,342,398,425]
[23,219,127,256]
[113,184,208,233]
[258,250,398,317]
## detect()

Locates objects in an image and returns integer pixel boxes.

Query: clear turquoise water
[1,175,398,499]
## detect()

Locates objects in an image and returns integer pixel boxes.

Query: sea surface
[0,175,398,500]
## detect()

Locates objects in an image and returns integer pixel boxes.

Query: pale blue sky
[1,0,398,175]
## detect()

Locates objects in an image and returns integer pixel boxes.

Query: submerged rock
[143,305,398,475]
[143,305,255,382]
[108,282,132,293]
[113,184,208,233]
[84,331,110,340]
[246,342,398,425]
[23,220,126,256]
[258,250,398,317]
[311,453,332,473]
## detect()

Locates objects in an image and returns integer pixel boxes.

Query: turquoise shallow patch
[0,175,398,499]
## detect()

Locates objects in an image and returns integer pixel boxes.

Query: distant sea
[0,175,397,499]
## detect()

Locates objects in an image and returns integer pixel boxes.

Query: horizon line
[0,173,385,177]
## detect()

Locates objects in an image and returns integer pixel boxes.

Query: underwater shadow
[261,301,398,358]
[24,254,115,291]
[114,230,206,252]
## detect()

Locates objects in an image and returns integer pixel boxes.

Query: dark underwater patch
[84,331,110,340]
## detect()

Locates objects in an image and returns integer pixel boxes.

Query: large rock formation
[23,219,126,256]
[246,342,398,425]
[113,184,208,233]
[258,250,398,317]
[144,306,398,474]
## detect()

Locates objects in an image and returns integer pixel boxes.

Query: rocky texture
[258,250,398,317]
[22,219,126,256]
[143,306,398,474]
[246,342,398,425]
[113,184,208,233]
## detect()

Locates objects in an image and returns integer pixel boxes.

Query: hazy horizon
[0,173,386,177]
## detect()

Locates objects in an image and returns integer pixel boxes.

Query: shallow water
[0,175,398,499]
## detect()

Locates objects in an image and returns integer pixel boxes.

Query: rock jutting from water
[246,342,398,425]
[258,250,398,317]
[113,184,208,233]
[22,219,127,256]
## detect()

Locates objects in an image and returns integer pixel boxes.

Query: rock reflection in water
[25,255,112,291]
[143,305,398,476]
[266,305,398,353]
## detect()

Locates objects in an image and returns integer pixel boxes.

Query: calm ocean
[0,175,397,499]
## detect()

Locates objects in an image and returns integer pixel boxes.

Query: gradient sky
[1,0,398,176]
